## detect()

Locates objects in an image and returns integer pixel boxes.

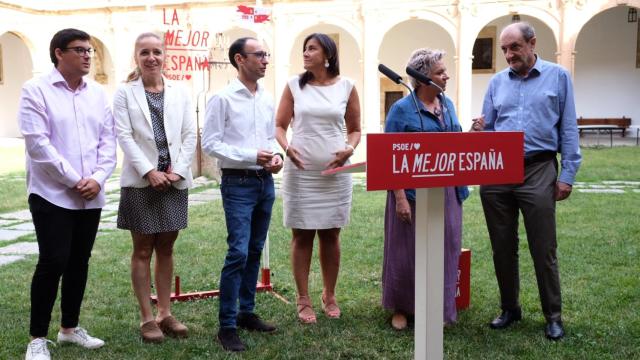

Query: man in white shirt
[19,28,116,360]
[202,37,283,352]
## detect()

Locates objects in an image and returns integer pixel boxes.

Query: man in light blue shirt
[478,22,581,341]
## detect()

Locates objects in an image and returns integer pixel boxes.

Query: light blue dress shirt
[481,56,582,184]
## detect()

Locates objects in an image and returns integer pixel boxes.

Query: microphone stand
[378,64,424,131]
[406,85,425,132]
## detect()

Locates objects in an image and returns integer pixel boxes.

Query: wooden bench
[577,117,631,137]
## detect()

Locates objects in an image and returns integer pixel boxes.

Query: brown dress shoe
[157,316,188,338]
[140,320,164,343]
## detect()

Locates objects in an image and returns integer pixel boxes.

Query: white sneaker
[57,327,105,349]
[25,338,53,360]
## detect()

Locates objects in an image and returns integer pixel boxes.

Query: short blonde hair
[406,48,445,89]
[125,32,165,82]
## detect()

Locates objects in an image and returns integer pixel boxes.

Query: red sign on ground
[366,132,524,191]
[455,248,471,310]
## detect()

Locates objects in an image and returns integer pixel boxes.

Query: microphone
[378,64,403,84]
[378,64,424,131]
[406,66,444,93]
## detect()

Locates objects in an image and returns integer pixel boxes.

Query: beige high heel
[321,295,341,319]
[296,295,317,324]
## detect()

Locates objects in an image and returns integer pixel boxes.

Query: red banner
[366,132,524,191]
[161,8,210,81]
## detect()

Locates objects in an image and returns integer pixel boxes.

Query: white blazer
[114,77,197,189]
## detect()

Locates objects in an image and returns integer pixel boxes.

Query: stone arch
[0,30,36,64]
[288,24,362,77]
[88,37,112,85]
[573,4,640,126]
[471,6,560,51]
[206,27,261,96]
[287,24,364,122]
[0,30,34,137]
[469,14,558,116]
[285,14,362,53]
[567,0,640,52]
[376,19,456,130]
[371,11,457,57]
[276,14,362,77]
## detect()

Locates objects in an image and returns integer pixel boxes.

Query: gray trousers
[480,158,562,322]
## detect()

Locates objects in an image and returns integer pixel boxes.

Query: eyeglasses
[243,51,270,60]
[63,47,95,57]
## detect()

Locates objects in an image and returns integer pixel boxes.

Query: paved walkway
[0,176,637,267]
[0,175,218,266]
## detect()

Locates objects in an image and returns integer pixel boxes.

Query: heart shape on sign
[413,143,421,150]
[185,74,192,80]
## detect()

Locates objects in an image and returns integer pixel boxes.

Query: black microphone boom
[378,64,425,131]
[378,64,403,84]
[406,66,443,93]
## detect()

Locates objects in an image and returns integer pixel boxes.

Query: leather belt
[524,151,556,166]
[221,168,268,177]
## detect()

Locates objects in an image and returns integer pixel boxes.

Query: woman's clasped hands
[325,146,354,170]
[145,167,181,192]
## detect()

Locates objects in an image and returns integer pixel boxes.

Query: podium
[366,131,524,359]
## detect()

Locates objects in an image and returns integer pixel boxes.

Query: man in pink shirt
[18,28,116,360]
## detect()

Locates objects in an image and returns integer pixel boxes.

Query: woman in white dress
[275,33,361,324]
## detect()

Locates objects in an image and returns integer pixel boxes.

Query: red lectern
[367,131,524,360]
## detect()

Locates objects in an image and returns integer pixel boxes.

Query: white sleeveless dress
[282,75,355,229]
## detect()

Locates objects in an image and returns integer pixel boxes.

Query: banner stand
[366,131,524,360]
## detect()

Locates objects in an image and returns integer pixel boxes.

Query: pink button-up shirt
[18,68,117,210]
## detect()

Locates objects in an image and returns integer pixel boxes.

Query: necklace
[423,98,441,117]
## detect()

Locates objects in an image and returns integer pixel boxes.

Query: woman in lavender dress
[382,48,471,330]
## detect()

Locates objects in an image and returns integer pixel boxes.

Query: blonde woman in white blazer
[113,32,196,343]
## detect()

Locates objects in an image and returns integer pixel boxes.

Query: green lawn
[0,140,25,175]
[0,172,26,214]
[0,147,639,359]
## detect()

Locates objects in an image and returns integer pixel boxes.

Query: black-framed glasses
[63,47,95,57]
[243,51,270,60]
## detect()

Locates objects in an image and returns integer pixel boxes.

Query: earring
[324,59,330,68]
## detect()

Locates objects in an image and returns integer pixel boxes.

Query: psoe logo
[392,143,421,151]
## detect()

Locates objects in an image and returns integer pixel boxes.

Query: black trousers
[28,194,101,337]
[479,158,562,322]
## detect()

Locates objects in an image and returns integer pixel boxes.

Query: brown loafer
[157,316,188,338]
[140,320,164,343]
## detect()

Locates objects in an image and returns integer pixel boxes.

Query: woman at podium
[382,48,469,330]
[275,33,361,324]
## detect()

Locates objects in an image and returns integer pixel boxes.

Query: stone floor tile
[5,222,35,231]
[0,229,33,242]
[577,189,625,193]
[0,209,32,221]
[99,222,119,231]
[0,255,25,266]
[101,215,118,223]
[0,242,38,254]
[189,193,221,202]
[103,203,120,212]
